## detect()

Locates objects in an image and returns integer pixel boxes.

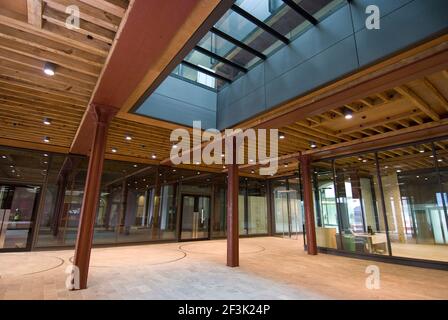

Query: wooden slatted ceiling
[239,70,448,178]
[277,70,448,155]
[0,0,129,153]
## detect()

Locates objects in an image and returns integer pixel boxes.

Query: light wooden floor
[392,242,448,262]
[0,237,447,300]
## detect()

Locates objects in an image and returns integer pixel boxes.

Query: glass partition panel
[333,154,387,255]
[313,161,338,249]
[378,142,447,261]
[247,179,268,235]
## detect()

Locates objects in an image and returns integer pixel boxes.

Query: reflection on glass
[378,142,448,261]
[180,195,210,240]
[272,178,303,239]
[0,185,39,250]
[333,155,387,255]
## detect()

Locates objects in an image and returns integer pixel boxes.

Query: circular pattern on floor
[69,247,186,268]
[0,253,64,278]
[179,241,265,255]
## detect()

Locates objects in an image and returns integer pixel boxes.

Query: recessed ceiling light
[43,154,49,157]
[419,149,425,153]
[151,154,157,159]
[344,109,353,120]
[362,159,368,163]
[430,155,434,158]
[438,159,443,162]
[43,118,52,125]
[284,163,288,168]
[279,132,286,140]
[173,169,176,172]
[43,62,56,76]
[133,164,138,168]
[396,169,402,173]
[43,136,50,143]
[125,135,132,141]
[310,141,317,149]
[251,170,255,174]
[197,171,201,175]
[1,155,6,159]
[111,148,118,153]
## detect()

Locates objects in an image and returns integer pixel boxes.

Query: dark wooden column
[227,137,239,267]
[73,104,116,290]
[300,154,318,255]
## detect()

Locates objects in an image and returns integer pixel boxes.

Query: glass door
[0,184,40,251]
[180,195,210,240]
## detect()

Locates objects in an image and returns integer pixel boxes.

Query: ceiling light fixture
[43,62,56,76]
[111,148,117,153]
[279,132,286,140]
[43,136,50,143]
[344,109,353,120]
[43,118,52,125]
[151,154,157,159]
[310,141,317,149]
[125,135,132,141]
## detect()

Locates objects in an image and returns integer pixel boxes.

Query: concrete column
[300,154,318,255]
[73,104,116,290]
[227,137,239,267]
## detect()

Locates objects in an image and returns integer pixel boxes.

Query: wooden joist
[27,0,43,28]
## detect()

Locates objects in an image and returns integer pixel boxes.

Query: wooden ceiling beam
[395,85,441,121]
[0,8,110,56]
[27,0,43,28]
[43,0,121,31]
[79,0,127,18]
[0,76,89,103]
[0,47,98,85]
[422,77,448,112]
[42,6,115,44]
[0,31,102,76]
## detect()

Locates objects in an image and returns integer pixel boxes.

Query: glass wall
[271,176,304,239]
[313,140,448,262]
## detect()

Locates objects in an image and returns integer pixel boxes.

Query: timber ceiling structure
[0,0,447,181]
[0,0,130,152]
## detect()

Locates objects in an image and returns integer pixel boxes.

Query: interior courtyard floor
[0,237,447,300]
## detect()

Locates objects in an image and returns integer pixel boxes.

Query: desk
[353,233,387,254]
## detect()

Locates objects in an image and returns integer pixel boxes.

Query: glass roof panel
[166,0,345,91]
[197,32,260,69]
[235,0,307,39]
[184,49,244,81]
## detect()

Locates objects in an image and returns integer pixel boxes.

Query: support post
[227,136,239,267]
[73,104,116,290]
[300,154,318,255]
